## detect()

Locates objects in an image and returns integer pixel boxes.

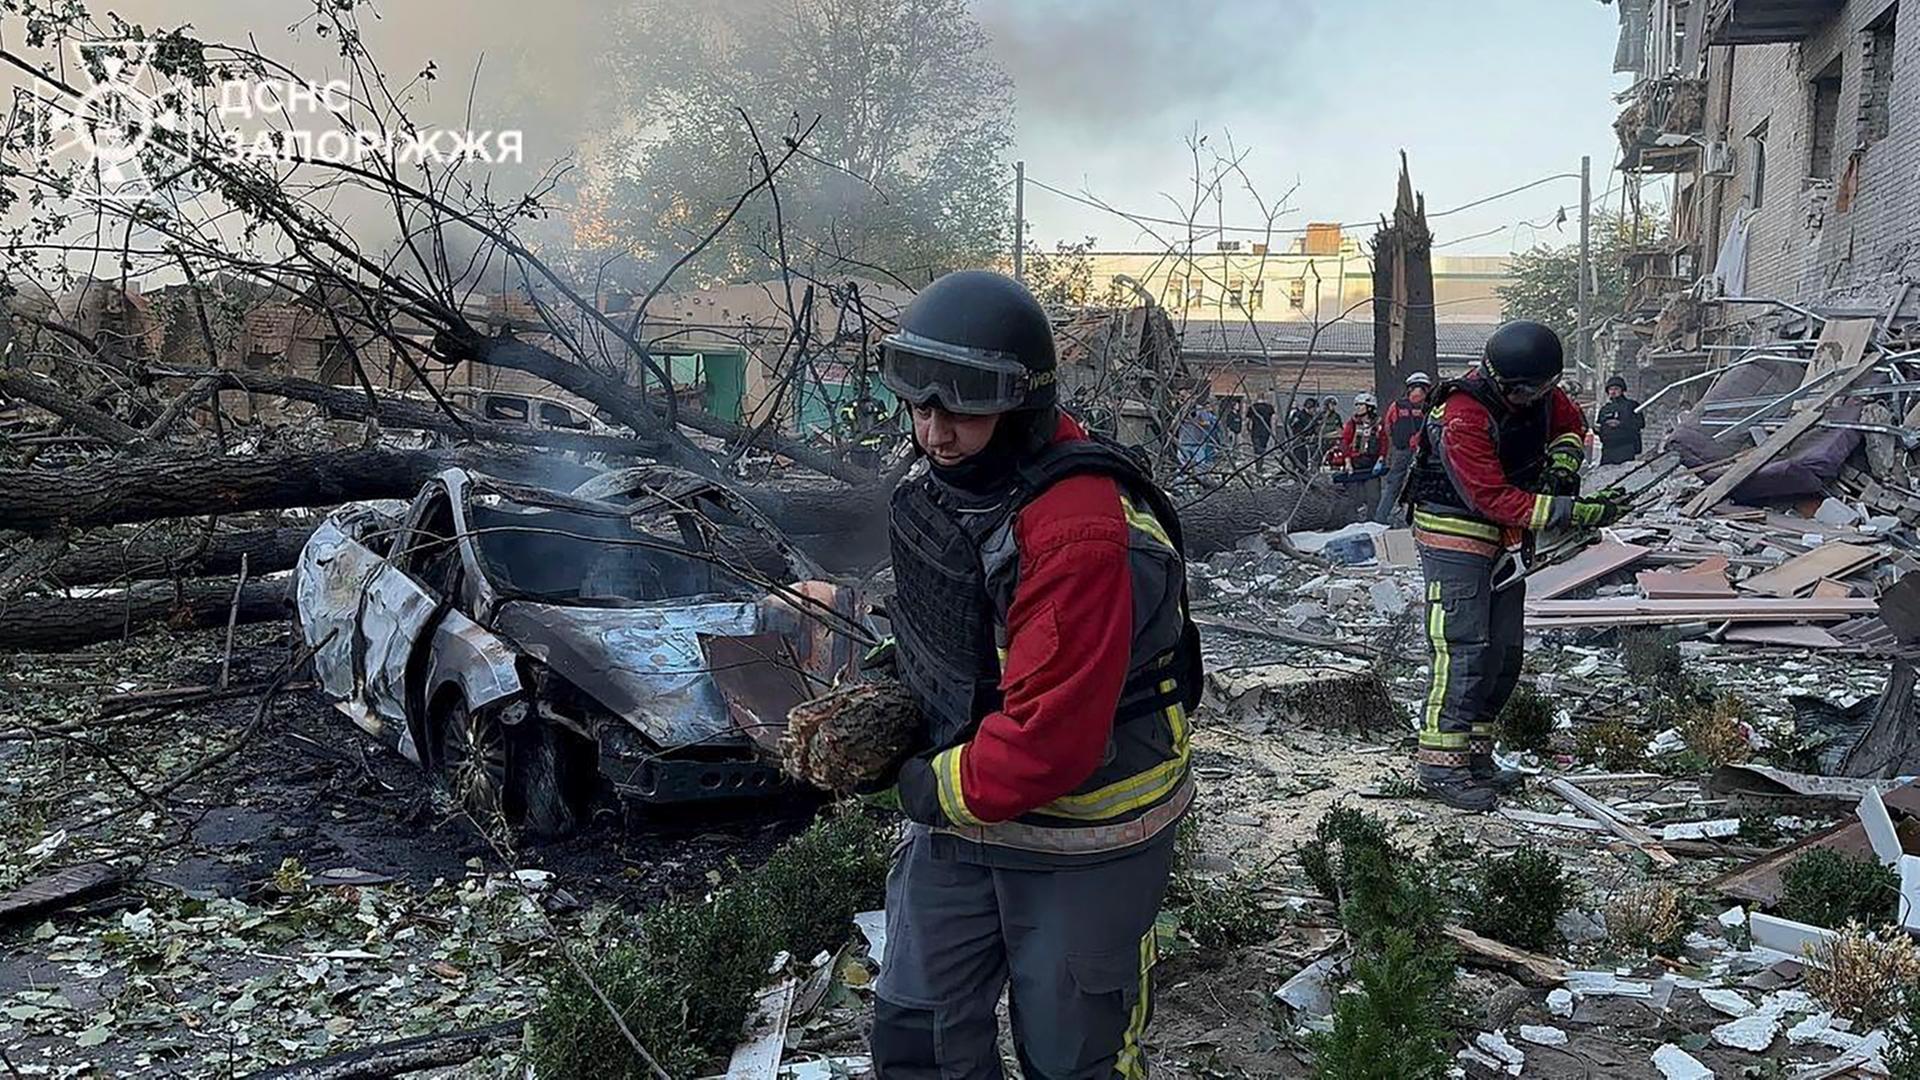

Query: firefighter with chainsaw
[871,269,1203,1078]
[1406,320,1627,811]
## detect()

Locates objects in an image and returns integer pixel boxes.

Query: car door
[351,483,456,756]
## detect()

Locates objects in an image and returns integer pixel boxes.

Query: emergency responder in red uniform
[1335,392,1385,517]
[1406,321,1626,810]
[872,270,1203,1078]
[1374,372,1432,523]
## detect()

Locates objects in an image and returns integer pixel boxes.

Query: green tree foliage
[1496,212,1663,356]
[605,0,1013,285]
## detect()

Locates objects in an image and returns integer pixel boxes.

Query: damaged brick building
[1604,0,1920,398]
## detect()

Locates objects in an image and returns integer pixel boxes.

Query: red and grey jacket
[888,413,1201,864]
[1405,374,1588,552]
[1336,415,1384,470]
[1381,396,1428,452]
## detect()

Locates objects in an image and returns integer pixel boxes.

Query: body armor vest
[1407,376,1552,522]
[888,434,1203,857]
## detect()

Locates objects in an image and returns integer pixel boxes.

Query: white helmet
[1355,391,1378,409]
[1406,371,1433,387]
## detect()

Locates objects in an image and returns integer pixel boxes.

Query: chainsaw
[1491,452,1683,592]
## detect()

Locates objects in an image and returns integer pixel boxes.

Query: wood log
[0,446,589,534]
[43,526,316,588]
[0,579,288,652]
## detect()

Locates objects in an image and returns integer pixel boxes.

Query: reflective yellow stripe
[1038,682,1189,821]
[1420,580,1463,747]
[1120,493,1174,550]
[1412,509,1501,542]
[1115,927,1155,1078]
[933,745,983,827]
[1529,494,1553,529]
[1549,433,1585,453]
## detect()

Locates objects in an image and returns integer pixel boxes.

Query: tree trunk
[44,526,316,589]
[0,447,591,534]
[0,579,287,652]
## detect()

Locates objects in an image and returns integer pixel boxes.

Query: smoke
[971,0,1318,128]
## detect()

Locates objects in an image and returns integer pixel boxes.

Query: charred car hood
[493,599,763,747]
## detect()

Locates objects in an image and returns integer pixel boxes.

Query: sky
[980,0,1641,253]
[1,0,1640,259]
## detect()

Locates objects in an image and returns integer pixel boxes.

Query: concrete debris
[1517,1024,1568,1047]
[853,910,888,968]
[1698,987,1755,1017]
[1650,1043,1714,1080]
[1275,954,1342,1017]
[1659,818,1740,842]
[1546,989,1576,1018]
[1710,1010,1780,1052]
[1472,1030,1525,1074]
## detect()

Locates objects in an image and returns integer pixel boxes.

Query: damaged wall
[1705,0,1920,309]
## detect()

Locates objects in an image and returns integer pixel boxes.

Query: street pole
[1013,160,1026,283]
[1577,154,1592,391]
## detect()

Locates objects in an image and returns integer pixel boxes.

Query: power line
[1025,169,1597,238]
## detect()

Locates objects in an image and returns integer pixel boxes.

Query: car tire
[437,697,510,832]
[510,721,590,839]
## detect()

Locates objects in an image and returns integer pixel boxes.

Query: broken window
[538,402,589,431]
[1746,119,1769,208]
[1809,58,1842,181]
[1862,5,1899,146]
[1186,280,1205,308]
[1248,281,1265,310]
[484,394,530,423]
[1227,276,1245,308]
[1163,278,1185,308]
[1288,279,1307,310]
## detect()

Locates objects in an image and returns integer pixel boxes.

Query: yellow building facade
[1080,227,1511,325]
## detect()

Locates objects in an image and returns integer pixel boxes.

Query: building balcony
[1707,0,1845,45]
[1615,76,1709,173]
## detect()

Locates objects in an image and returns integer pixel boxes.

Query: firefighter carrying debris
[870,269,1203,1078]
[1406,320,1627,811]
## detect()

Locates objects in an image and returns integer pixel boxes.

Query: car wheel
[438,698,510,831]
[512,722,590,839]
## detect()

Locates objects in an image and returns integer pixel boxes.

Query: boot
[1472,754,1527,793]
[1419,771,1499,813]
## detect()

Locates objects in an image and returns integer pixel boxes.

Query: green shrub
[1310,929,1457,1080]
[1781,848,1900,930]
[1885,981,1920,1079]
[1497,684,1556,754]
[1339,843,1450,956]
[525,807,894,1078]
[1575,718,1649,770]
[1466,845,1570,952]
[1299,806,1398,902]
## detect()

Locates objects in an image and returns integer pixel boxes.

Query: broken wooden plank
[725,977,799,1080]
[1526,596,1878,629]
[1525,541,1650,601]
[0,863,125,923]
[1500,808,1607,832]
[1442,924,1570,987]
[1737,542,1884,598]
[1637,568,1736,599]
[1544,777,1679,868]
[1811,579,1854,599]
[1685,340,1884,515]
[1721,624,1845,649]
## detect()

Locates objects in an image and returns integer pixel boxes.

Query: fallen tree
[0,579,287,652]
[44,526,315,589]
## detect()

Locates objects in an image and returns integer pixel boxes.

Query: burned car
[294,467,864,834]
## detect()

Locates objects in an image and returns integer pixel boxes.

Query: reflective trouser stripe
[1420,579,1461,749]
[1115,927,1156,1079]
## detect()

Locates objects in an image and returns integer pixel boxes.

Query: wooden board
[1684,331,1883,515]
[1637,569,1736,599]
[1737,542,1884,598]
[1544,777,1678,868]
[1812,579,1854,599]
[1721,624,1845,649]
[1527,596,1877,623]
[1525,541,1651,601]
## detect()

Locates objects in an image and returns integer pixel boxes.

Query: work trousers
[872,825,1176,1080]
[1373,449,1415,524]
[1415,542,1526,781]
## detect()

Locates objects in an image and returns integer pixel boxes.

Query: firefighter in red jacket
[1335,392,1385,516]
[873,270,1202,1078]
[1374,372,1432,523]
[1407,321,1625,810]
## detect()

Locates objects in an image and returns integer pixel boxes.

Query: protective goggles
[879,331,1047,415]
[1491,371,1560,401]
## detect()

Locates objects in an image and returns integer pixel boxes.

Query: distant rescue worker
[872,270,1203,1078]
[1374,371,1433,524]
[1407,321,1626,810]
[1248,398,1276,460]
[1335,391,1385,515]
[840,395,893,470]
[1287,397,1321,469]
[1596,375,1645,465]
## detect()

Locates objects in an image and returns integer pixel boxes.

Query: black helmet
[880,270,1056,415]
[1606,375,1628,392]
[1482,320,1565,391]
